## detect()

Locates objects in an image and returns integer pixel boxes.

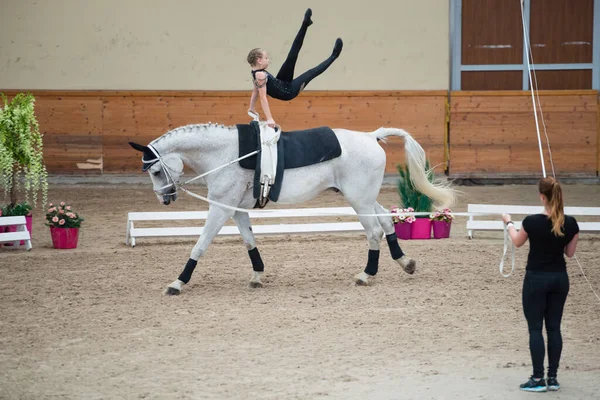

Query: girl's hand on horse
[266,118,276,128]
[502,213,512,224]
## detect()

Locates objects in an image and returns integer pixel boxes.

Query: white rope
[179,186,507,218]
[500,224,516,278]
[182,183,516,277]
[183,181,518,276]
[574,254,600,302]
[528,46,557,178]
[156,132,514,276]
[182,150,259,185]
[520,0,546,178]
[519,0,598,302]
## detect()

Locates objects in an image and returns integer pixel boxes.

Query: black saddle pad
[237,122,342,202]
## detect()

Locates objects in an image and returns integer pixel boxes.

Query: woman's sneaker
[520,376,547,392]
[547,377,560,391]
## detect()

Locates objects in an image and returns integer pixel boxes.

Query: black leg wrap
[178,258,198,284]
[248,247,264,272]
[364,250,380,276]
[386,233,405,260]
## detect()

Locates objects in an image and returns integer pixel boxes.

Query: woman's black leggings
[522,271,569,378]
[275,21,340,98]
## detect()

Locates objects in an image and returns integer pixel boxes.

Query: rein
[143,147,516,278]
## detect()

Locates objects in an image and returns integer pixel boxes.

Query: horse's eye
[152,170,160,177]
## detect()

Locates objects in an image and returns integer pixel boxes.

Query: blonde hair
[247,48,265,66]
[539,177,564,237]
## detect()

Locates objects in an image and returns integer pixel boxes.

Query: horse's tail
[373,127,456,209]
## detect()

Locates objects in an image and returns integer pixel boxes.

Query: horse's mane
[151,122,235,145]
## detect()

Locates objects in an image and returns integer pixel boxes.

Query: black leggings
[522,271,569,378]
[273,21,340,99]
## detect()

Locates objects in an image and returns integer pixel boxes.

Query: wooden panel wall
[461,71,523,91]
[5,90,598,178]
[533,70,593,91]
[35,97,103,173]
[530,0,594,64]
[0,90,448,174]
[461,0,523,65]
[449,91,598,177]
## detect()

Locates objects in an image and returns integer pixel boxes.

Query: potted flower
[430,208,453,239]
[45,202,84,249]
[0,92,48,243]
[396,161,434,240]
[390,206,416,240]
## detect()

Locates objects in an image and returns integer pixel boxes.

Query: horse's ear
[129,142,147,153]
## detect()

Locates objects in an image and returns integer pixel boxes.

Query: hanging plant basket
[0,92,48,228]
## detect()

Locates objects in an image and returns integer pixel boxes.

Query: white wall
[0,0,449,90]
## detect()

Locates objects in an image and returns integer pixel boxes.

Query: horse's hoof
[249,281,263,289]
[398,256,416,275]
[164,286,181,296]
[354,272,373,286]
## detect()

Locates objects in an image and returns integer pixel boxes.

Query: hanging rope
[517,0,599,301]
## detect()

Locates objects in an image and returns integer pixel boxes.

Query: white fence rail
[466,204,600,239]
[126,207,363,247]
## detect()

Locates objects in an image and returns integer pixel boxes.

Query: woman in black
[502,177,579,392]
[247,8,343,127]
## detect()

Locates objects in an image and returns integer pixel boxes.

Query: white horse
[129,123,455,295]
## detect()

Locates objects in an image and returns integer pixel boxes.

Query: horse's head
[129,142,183,205]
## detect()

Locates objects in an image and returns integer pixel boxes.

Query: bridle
[141,144,181,198]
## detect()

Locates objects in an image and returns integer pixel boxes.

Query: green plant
[0,92,48,213]
[45,202,84,228]
[396,160,434,217]
[0,201,32,217]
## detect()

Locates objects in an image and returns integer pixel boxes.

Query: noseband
[141,144,180,197]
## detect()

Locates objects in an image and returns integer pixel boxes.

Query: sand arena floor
[1,182,599,399]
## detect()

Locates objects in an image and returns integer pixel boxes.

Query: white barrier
[126,204,600,247]
[466,204,600,239]
[0,216,32,250]
[126,207,363,247]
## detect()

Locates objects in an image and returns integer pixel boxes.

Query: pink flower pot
[432,220,452,239]
[394,222,412,240]
[50,227,79,249]
[410,218,432,240]
[4,215,33,246]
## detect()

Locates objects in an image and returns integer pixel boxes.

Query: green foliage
[396,160,434,216]
[0,92,48,208]
[0,201,32,217]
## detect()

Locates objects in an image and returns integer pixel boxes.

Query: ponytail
[539,177,564,237]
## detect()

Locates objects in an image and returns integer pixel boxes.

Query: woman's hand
[266,118,276,128]
[502,213,512,224]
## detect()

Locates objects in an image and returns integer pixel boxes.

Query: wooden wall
[1,90,448,174]
[2,89,599,178]
[460,0,594,91]
[449,91,598,177]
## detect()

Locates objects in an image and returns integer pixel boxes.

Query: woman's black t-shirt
[522,214,579,272]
